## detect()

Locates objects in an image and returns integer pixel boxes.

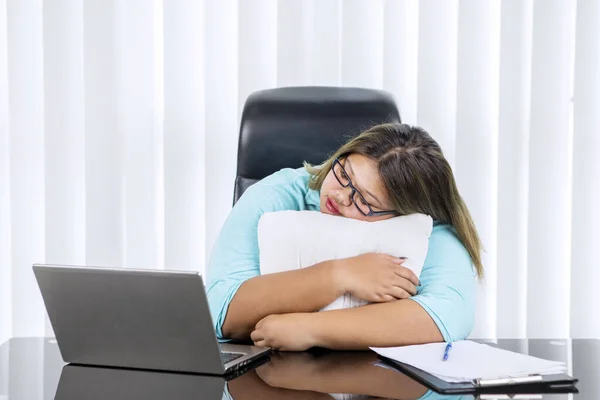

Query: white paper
[371,341,566,383]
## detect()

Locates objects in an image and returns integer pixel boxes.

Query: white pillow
[258,211,433,311]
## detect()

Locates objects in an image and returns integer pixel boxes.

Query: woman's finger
[255,317,266,329]
[377,293,397,302]
[394,265,420,286]
[253,340,268,348]
[392,274,418,295]
[386,255,406,265]
[387,285,411,300]
[250,329,263,342]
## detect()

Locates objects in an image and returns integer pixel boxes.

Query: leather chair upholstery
[234,86,401,205]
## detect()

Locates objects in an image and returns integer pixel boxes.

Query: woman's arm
[310,299,443,349]
[222,260,343,340]
[250,299,442,350]
[223,252,416,340]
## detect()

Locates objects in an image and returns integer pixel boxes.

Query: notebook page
[371,341,566,383]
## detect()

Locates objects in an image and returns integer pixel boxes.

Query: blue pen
[442,342,452,361]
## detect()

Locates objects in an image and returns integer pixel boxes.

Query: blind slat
[43,0,85,268]
[383,0,419,124]
[238,0,277,113]
[455,0,501,339]
[84,0,123,267]
[571,0,600,338]
[527,0,576,338]
[496,0,533,338]
[114,0,163,269]
[204,0,239,260]
[0,0,11,344]
[164,0,206,272]
[277,0,313,86]
[7,0,46,336]
[311,0,342,85]
[417,0,458,167]
[341,0,384,88]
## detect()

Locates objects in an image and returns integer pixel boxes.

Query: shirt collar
[305,188,321,211]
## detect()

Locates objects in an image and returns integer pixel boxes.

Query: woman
[206,123,483,351]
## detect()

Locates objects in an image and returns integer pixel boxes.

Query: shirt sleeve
[410,224,477,342]
[205,182,286,341]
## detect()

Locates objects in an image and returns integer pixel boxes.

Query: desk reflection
[227,351,440,400]
[52,351,444,400]
[49,343,586,400]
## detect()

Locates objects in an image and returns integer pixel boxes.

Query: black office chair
[233,86,401,205]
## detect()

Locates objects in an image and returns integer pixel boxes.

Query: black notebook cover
[378,355,578,395]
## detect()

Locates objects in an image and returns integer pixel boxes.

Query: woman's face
[319,154,396,222]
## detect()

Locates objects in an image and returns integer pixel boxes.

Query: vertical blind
[1,0,599,342]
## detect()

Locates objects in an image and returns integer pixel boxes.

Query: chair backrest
[234,86,401,204]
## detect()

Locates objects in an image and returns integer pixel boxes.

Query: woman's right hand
[333,253,420,303]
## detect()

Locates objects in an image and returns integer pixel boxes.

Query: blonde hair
[304,123,484,277]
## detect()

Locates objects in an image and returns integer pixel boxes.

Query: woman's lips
[326,197,341,215]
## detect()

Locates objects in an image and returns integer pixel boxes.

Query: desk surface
[0,338,598,400]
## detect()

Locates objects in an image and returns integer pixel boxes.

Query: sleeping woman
[206,123,483,350]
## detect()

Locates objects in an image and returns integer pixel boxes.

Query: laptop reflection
[54,363,226,400]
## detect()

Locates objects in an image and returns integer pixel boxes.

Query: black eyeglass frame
[331,157,398,217]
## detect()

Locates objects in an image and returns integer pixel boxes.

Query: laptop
[32,264,271,375]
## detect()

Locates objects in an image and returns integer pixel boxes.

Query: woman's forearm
[222,260,344,340]
[311,299,444,350]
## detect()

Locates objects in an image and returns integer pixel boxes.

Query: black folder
[378,355,578,395]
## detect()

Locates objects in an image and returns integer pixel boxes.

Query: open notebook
[371,341,566,384]
[371,340,576,391]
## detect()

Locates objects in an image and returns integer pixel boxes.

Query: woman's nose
[332,187,353,207]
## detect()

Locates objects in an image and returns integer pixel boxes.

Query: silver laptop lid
[33,264,225,374]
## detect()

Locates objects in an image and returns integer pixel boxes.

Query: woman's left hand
[251,313,318,351]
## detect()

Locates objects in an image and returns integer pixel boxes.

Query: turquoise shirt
[206,168,476,342]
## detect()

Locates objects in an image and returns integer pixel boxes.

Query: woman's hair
[304,123,484,277]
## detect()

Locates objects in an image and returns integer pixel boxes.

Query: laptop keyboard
[221,352,244,364]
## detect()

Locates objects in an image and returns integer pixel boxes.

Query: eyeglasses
[331,158,398,217]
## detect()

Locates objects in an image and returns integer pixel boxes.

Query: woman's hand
[334,253,420,303]
[255,352,323,390]
[251,313,318,351]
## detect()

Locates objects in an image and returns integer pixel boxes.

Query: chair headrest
[234,86,401,203]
